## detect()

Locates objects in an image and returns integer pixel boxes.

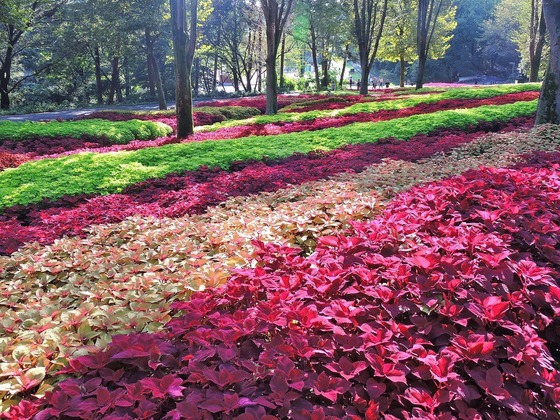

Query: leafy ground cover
[0,119,172,144]
[190,91,538,143]
[3,124,560,418]
[0,100,538,210]
[1,124,560,414]
[78,106,261,127]
[1,84,559,417]
[0,116,534,255]
[0,91,538,171]
[196,94,329,113]
[199,83,539,131]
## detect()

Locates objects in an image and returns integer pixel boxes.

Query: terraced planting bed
[1,84,560,418]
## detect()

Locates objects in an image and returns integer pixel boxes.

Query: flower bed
[1,124,560,414]
[0,119,172,144]
[0,101,538,210]
[0,117,534,255]
[0,92,538,169]
[199,83,540,132]
[196,94,323,113]
[79,106,261,127]
[0,91,537,165]
[0,86,537,168]
[8,142,560,418]
[191,91,539,142]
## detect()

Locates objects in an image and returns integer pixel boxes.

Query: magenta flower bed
[0,117,533,255]
[12,158,560,419]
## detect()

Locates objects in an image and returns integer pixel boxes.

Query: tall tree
[352,0,389,94]
[0,0,67,109]
[170,0,198,137]
[377,0,416,87]
[260,0,294,115]
[527,0,547,81]
[535,0,560,124]
[438,0,497,81]
[416,0,456,89]
[483,0,547,82]
[299,0,347,90]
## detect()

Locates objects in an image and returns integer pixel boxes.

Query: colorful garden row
[199,83,540,130]
[3,123,560,418]
[0,100,538,211]
[77,105,261,127]
[0,83,557,417]
[0,116,534,255]
[1,121,559,411]
[0,119,172,143]
[0,91,538,171]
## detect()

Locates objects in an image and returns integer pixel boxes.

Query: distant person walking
[357,80,361,91]
[349,76,353,90]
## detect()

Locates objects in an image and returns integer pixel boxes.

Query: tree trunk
[536,0,560,124]
[399,54,406,87]
[108,56,120,105]
[353,0,389,95]
[321,56,329,88]
[310,29,320,91]
[279,34,286,92]
[416,51,427,90]
[145,29,156,97]
[0,25,19,110]
[260,0,294,114]
[416,0,444,89]
[339,44,349,88]
[359,60,371,95]
[123,57,130,99]
[265,43,279,114]
[529,4,547,83]
[0,43,13,110]
[258,29,263,92]
[94,45,104,105]
[151,54,167,110]
[212,26,221,93]
[171,0,197,138]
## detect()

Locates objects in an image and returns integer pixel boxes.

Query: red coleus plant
[0,117,533,255]
[0,150,28,170]
[10,155,560,419]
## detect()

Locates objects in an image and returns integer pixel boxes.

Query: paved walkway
[0,103,176,122]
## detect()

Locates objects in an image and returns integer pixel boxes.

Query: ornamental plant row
[0,117,534,255]
[78,106,261,126]
[0,91,537,169]
[199,83,540,132]
[0,119,172,144]
[10,150,560,419]
[1,124,559,412]
[0,100,538,210]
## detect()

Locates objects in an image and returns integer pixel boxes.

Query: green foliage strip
[0,119,173,144]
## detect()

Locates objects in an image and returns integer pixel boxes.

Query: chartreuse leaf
[0,100,538,210]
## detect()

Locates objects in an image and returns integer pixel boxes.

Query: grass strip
[0,119,173,144]
[0,100,537,210]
